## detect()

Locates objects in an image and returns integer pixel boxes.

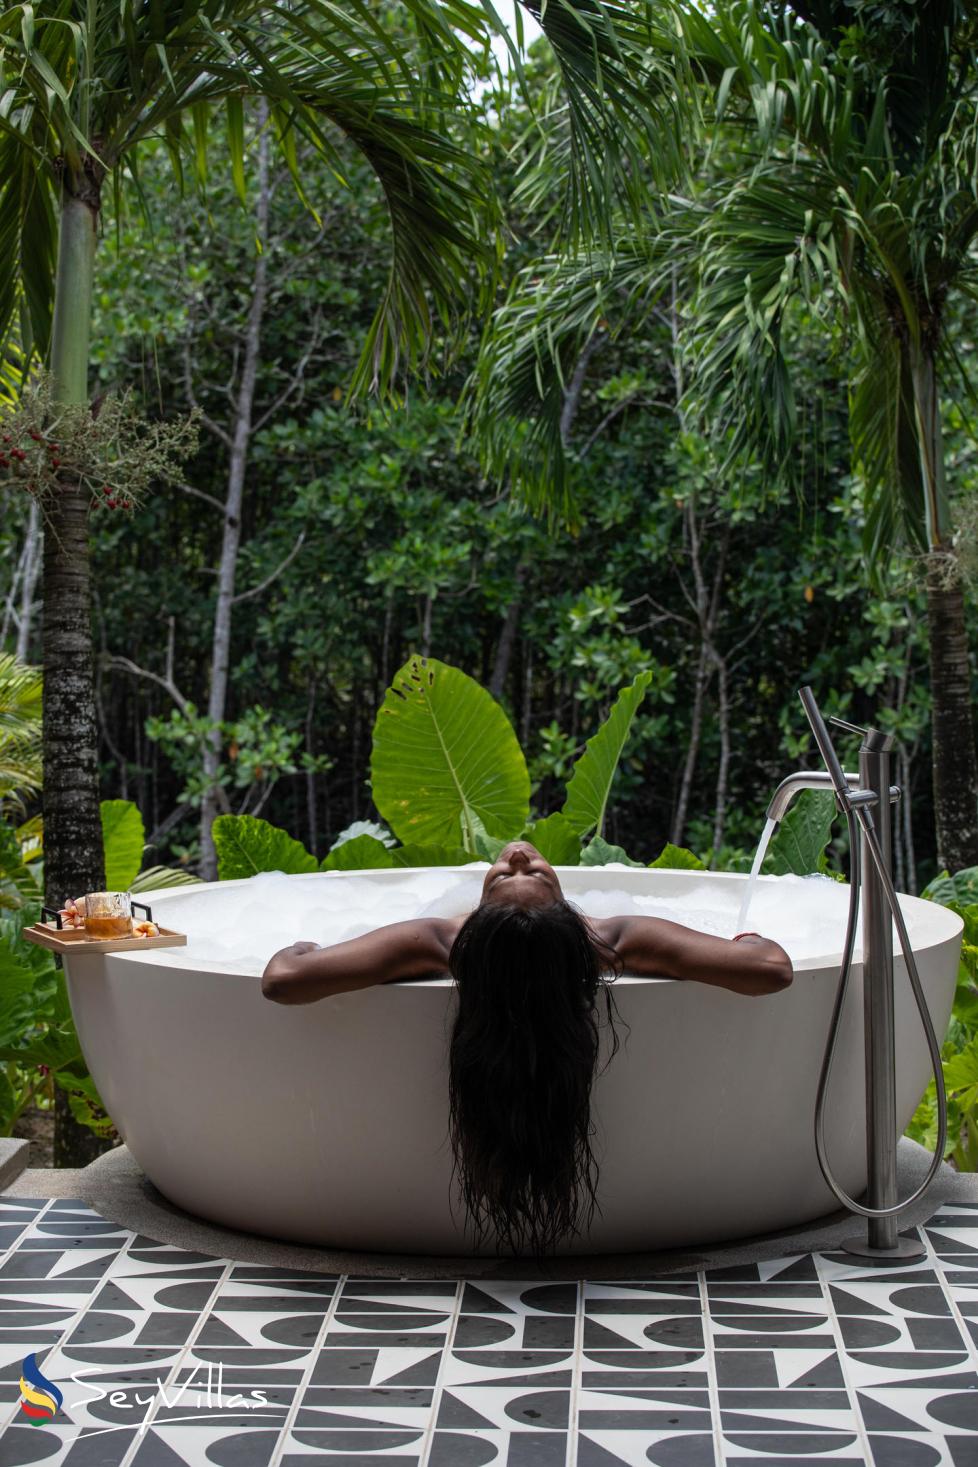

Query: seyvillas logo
[19,1354,63,1425]
[14,1358,273,1437]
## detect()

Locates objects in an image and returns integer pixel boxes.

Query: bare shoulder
[585,915,627,952]
[426,914,467,963]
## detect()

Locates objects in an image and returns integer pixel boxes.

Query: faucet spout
[765,769,859,827]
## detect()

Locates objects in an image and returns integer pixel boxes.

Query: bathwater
[148,861,893,976]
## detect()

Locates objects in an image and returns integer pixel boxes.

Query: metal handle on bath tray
[41,906,63,931]
[131,902,153,923]
[801,686,949,1262]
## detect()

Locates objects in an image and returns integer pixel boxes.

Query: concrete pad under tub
[5,1139,977,1280]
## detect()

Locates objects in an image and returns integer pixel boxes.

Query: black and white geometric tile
[1,1197,978,1466]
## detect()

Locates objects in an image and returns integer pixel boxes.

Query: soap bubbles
[416,874,490,919]
[153,867,494,975]
[148,863,907,975]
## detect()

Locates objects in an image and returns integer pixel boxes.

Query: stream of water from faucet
[735,816,778,934]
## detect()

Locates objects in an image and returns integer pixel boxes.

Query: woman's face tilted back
[480,841,563,909]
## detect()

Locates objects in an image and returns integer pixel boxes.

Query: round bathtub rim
[91,866,965,984]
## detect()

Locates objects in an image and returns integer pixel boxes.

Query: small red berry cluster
[0,428,61,494]
[98,484,133,511]
[0,432,29,471]
[0,428,132,510]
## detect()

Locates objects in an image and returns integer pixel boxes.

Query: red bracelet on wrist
[732,931,762,942]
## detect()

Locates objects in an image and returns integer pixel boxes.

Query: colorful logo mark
[18,1353,63,1425]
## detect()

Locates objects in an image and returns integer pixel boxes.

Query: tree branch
[174,481,225,513]
[104,654,191,715]
[232,530,307,605]
[253,317,324,433]
[145,803,194,850]
[183,335,232,448]
[249,781,277,818]
[560,328,605,445]
[103,617,190,715]
[579,394,674,458]
[640,591,695,630]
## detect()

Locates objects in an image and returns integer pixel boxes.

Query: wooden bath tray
[23,911,187,955]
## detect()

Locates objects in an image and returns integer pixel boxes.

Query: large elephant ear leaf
[371,657,530,851]
[321,835,394,872]
[212,815,318,879]
[390,844,481,867]
[763,791,836,876]
[581,835,644,867]
[562,670,653,838]
[101,800,145,891]
[522,812,581,865]
[649,843,705,870]
[924,867,978,907]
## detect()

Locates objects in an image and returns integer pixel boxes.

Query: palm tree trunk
[909,345,978,873]
[899,742,918,895]
[45,186,110,1167]
[925,552,978,872]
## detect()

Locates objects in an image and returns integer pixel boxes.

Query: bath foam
[146,864,915,976]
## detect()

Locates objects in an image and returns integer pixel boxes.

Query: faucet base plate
[837,1233,926,1265]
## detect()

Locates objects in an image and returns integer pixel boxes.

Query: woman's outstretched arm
[597,916,792,996]
[261,917,458,1004]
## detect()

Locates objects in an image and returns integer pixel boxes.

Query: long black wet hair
[446,897,623,1257]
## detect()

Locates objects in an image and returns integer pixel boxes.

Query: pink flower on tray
[58,897,87,929]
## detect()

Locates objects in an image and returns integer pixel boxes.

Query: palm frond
[130,865,203,891]
[677,160,844,476]
[0,654,42,733]
[0,0,507,397]
[511,0,692,245]
[15,813,42,865]
[0,132,58,374]
[0,654,42,807]
[663,0,978,560]
[670,2,866,174]
[850,333,930,566]
[0,817,41,908]
[466,239,661,516]
[0,335,32,407]
[0,746,42,801]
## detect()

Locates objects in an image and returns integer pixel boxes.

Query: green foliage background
[0,88,946,889]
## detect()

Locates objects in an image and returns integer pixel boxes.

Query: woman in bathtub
[262,840,792,1256]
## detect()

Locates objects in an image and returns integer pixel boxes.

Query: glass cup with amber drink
[83,892,133,940]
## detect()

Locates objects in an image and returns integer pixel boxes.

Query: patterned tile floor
[0,1198,977,1467]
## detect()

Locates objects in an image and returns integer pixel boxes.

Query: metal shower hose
[813,794,950,1217]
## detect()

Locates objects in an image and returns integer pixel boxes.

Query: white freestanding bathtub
[61,868,962,1256]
